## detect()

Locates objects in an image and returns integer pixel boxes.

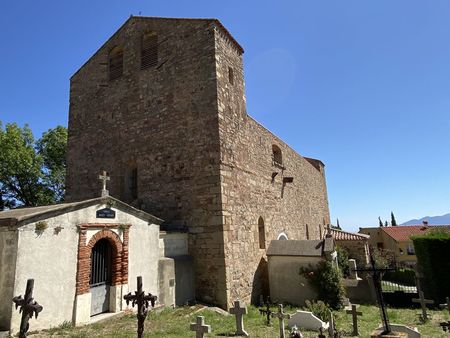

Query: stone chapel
[65,16,330,309]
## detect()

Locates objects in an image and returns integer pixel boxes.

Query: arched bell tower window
[109,46,124,80]
[258,217,266,249]
[141,32,158,69]
[272,145,283,167]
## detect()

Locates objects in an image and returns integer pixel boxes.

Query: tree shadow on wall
[251,257,269,305]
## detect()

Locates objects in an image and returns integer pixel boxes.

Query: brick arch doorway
[76,226,129,319]
[90,238,113,315]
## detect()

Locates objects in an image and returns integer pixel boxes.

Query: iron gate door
[90,238,112,316]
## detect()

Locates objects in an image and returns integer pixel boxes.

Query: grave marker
[412,291,434,321]
[123,276,157,338]
[12,279,43,338]
[190,316,211,338]
[259,297,272,325]
[272,304,291,338]
[353,248,396,335]
[229,300,249,336]
[346,304,362,336]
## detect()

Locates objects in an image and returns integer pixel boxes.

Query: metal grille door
[90,238,112,316]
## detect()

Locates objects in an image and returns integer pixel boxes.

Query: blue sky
[1,1,450,230]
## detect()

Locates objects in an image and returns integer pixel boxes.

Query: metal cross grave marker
[346,304,362,336]
[12,279,43,338]
[352,248,396,335]
[229,300,249,336]
[98,170,110,197]
[190,316,211,338]
[123,276,157,338]
[412,290,434,321]
[271,304,291,338]
[259,296,272,325]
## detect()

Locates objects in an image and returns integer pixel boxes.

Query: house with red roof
[359,223,450,267]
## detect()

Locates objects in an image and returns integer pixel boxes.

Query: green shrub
[383,268,416,286]
[304,300,330,322]
[336,246,350,278]
[412,230,450,303]
[300,260,346,310]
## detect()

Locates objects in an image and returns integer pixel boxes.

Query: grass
[26,304,450,337]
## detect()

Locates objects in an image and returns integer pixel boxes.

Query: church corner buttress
[66,16,330,309]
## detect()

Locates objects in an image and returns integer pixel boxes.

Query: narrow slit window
[141,32,158,70]
[109,46,123,80]
[130,167,138,199]
[228,67,234,85]
[258,217,266,249]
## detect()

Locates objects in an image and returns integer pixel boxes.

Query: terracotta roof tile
[331,229,369,241]
[381,225,450,242]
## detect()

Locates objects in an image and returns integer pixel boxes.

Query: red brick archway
[76,224,130,295]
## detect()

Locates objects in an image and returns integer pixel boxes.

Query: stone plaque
[96,208,116,219]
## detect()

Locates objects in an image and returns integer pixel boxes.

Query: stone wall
[66,17,330,308]
[66,17,228,306]
[336,240,370,267]
[214,27,330,305]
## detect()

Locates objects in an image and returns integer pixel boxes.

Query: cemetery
[2,5,450,338]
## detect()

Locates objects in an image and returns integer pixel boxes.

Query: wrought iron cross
[352,249,396,335]
[98,170,110,197]
[259,296,272,325]
[12,279,43,338]
[123,276,157,338]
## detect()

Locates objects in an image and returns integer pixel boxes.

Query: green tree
[385,221,389,227]
[391,212,398,226]
[300,261,346,310]
[36,126,67,202]
[336,218,341,230]
[379,216,383,227]
[0,122,67,209]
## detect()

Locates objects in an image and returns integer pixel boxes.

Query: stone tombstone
[288,310,329,331]
[272,304,291,338]
[348,259,358,279]
[190,316,211,338]
[412,291,434,321]
[346,304,362,336]
[229,300,249,337]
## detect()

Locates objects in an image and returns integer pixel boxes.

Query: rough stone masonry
[65,16,330,309]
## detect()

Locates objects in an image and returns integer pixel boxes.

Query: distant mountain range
[402,213,450,225]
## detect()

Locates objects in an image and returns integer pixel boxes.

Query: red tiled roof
[381,225,450,242]
[331,229,369,241]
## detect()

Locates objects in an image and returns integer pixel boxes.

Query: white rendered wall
[268,255,322,306]
[128,218,160,298]
[0,229,18,331]
[9,203,160,334]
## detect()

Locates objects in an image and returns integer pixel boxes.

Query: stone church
[65,16,330,309]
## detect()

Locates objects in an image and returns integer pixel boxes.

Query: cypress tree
[379,217,383,227]
[391,212,398,226]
